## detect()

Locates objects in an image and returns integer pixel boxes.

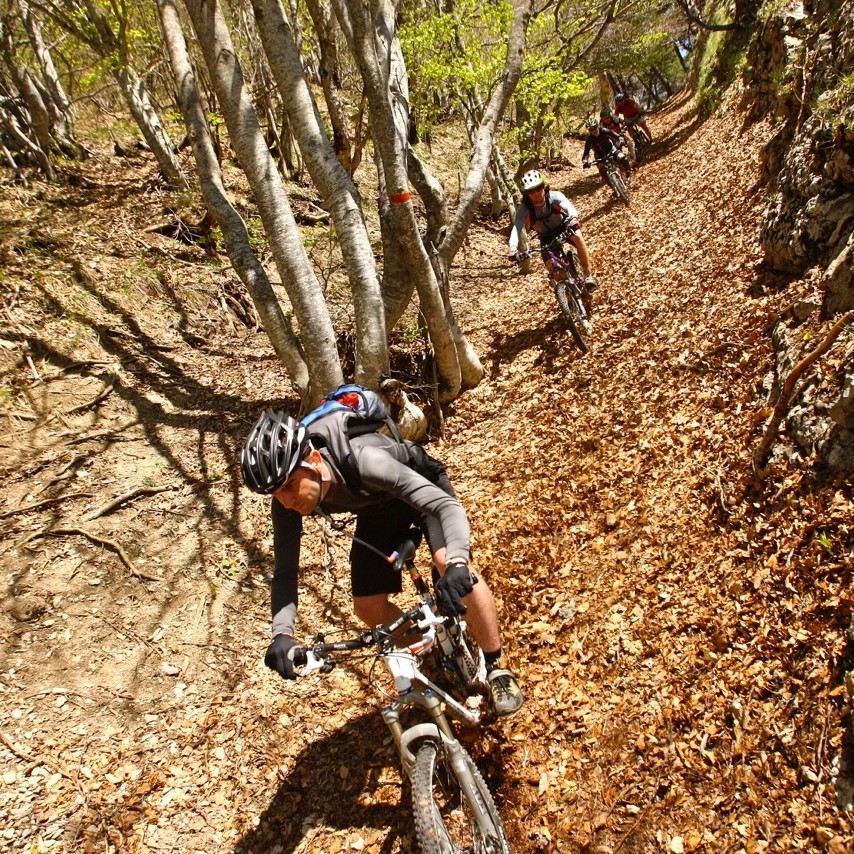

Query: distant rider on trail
[599,108,623,136]
[507,169,597,289]
[582,116,633,179]
[614,92,653,143]
[599,108,636,164]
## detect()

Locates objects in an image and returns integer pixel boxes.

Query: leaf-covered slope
[0,91,852,853]
[444,91,853,851]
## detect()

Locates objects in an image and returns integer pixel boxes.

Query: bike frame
[542,236,583,286]
[294,582,499,842]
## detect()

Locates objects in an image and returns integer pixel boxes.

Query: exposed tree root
[753,310,853,477]
[84,486,171,521]
[43,526,160,581]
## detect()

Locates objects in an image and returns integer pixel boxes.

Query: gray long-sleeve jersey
[269,431,470,638]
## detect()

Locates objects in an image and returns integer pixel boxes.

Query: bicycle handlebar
[290,597,445,675]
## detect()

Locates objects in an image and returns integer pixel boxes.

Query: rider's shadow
[232,709,512,854]
[490,313,584,376]
[234,710,413,853]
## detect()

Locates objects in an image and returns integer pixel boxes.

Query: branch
[753,311,853,477]
[64,373,118,414]
[0,492,92,520]
[84,485,171,520]
[61,418,141,446]
[43,526,160,581]
[674,0,741,31]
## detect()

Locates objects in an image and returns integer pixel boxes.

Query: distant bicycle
[592,153,630,206]
[290,539,511,854]
[515,237,591,354]
[624,115,652,161]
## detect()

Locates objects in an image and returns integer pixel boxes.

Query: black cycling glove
[435,562,475,616]
[265,633,297,680]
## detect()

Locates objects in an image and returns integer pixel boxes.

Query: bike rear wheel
[412,740,511,854]
[631,129,650,160]
[553,280,588,354]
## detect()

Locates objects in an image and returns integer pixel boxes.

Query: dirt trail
[1,92,852,854]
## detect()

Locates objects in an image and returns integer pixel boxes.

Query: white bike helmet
[241,409,307,494]
[520,170,545,192]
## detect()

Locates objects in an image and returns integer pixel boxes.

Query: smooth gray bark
[33,0,188,187]
[19,0,79,155]
[182,0,342,404]
[336,0,462,402]
[301,0,353,172]
[438,0,532,267]
[158,0,309,400]
[116,65,189,190]
[250,0,388,389]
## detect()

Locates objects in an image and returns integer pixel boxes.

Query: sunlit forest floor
[1,90,852,853]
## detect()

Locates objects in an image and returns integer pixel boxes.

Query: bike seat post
[407,564,432,598]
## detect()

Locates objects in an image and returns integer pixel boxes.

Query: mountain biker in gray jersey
[507,169,597,288]
[241,408,524,717]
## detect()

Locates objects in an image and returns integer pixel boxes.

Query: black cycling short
[350,454,456,598]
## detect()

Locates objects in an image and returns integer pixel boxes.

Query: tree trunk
[336,0,462,402]
[115,66,189,189]
[250,0,389,389]
[19,0,83,158]
[302,0,354,173]
[34,0,188,187]
[0,22,55,178]
[158,0,309,400]
[182,0,342,404]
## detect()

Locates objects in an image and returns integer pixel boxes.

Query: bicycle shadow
[232,709,513,854]
[488,313,586,377]
[233,711,410,853]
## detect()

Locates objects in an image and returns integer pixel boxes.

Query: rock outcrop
[739,0,854,472]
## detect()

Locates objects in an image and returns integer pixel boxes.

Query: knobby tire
[608,168,630,206]
[412,740,511,854]
[632,129,650,161]
[554,281,588,354]
[613,172,629,204]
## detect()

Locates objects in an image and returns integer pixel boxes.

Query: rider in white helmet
[507,169,596,288]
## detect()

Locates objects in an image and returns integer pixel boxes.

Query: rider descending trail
[446,94,798,852]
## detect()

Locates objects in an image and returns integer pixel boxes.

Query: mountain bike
[604,118,637,164]
[623,115,651,161]
[290,539,511,854]
[592,153,630,206]
[517,234,592,354]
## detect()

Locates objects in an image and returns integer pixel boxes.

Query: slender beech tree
[181,0,342,403]
[249,0,389,389]
[158,0,310,400]
[30,0,188,188]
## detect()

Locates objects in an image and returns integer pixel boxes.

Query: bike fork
[390,701,499,838]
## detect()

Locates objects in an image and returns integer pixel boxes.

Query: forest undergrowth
[1,91,852,853]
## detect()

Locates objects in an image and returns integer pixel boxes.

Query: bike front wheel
[412,740,511,854]
[608,169,630,205]
[554,281,589,354]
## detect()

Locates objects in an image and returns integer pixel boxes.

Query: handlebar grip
[289,646,307,667]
